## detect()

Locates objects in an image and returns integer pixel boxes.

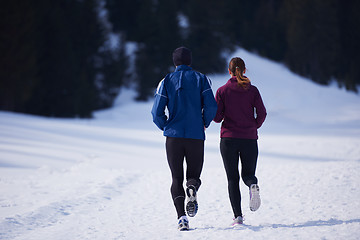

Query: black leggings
[166,137,204,218]
[220,138,258,218]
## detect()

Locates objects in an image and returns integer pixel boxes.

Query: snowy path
[1,160,359,239]
[1,119,359,239]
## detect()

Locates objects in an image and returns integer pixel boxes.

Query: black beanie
[172,47,192,66]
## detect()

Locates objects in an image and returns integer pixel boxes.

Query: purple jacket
[214,77,267,139]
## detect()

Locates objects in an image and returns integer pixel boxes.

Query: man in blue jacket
[151,46,217,231]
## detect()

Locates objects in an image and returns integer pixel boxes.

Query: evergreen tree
[284,0,340,85]
[96,36,128,109]
[0,0,39,112]
[337,0,360,91]
[233,1,260,48]
[251,0,287,61]
[105,0,141,41]
[1,0,127,117]
[125,0,181,100]
[182,0,229,73]
[27,0,125,117]
[25,0,100,117]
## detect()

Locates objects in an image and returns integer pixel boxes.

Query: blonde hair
[229,57,250,90]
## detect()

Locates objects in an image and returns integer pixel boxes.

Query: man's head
[172,47,192,66]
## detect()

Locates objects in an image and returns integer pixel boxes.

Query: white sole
[249,184,261,211]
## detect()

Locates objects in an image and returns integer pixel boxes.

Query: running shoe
[249,184,261,211]
[185,185,198,217]
[178,216,189,231]
[231,216,244,226]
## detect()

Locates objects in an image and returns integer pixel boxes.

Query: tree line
[1,0,359,117]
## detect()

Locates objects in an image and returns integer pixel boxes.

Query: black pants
[166,137,204,218]
[220,138,258,218]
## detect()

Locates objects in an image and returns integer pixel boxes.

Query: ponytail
[229,57,250,90]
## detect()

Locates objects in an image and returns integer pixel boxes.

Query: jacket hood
[226,76,251,92]
[174,65,192,91]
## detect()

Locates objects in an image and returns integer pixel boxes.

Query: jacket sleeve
[201,76,218,128]
[254,87,267,128]
[213,88,224,123]
[151,78,168,130]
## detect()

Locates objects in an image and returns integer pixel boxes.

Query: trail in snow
[1,149,359,239]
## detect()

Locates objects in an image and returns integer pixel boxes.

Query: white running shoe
[186,185,198,217]
[249,184,261,211]
[231,216,244,226]
[178,216,189,231]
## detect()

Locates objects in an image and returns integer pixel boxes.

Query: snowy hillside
[1,49,360,239]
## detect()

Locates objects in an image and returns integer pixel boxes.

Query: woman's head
[229,57,250,89]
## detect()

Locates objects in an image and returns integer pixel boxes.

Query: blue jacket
[151,65,218,140]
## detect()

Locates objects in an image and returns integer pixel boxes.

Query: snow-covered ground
[1,49,360,239]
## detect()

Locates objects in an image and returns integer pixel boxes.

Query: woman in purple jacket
[214,57,266,226]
